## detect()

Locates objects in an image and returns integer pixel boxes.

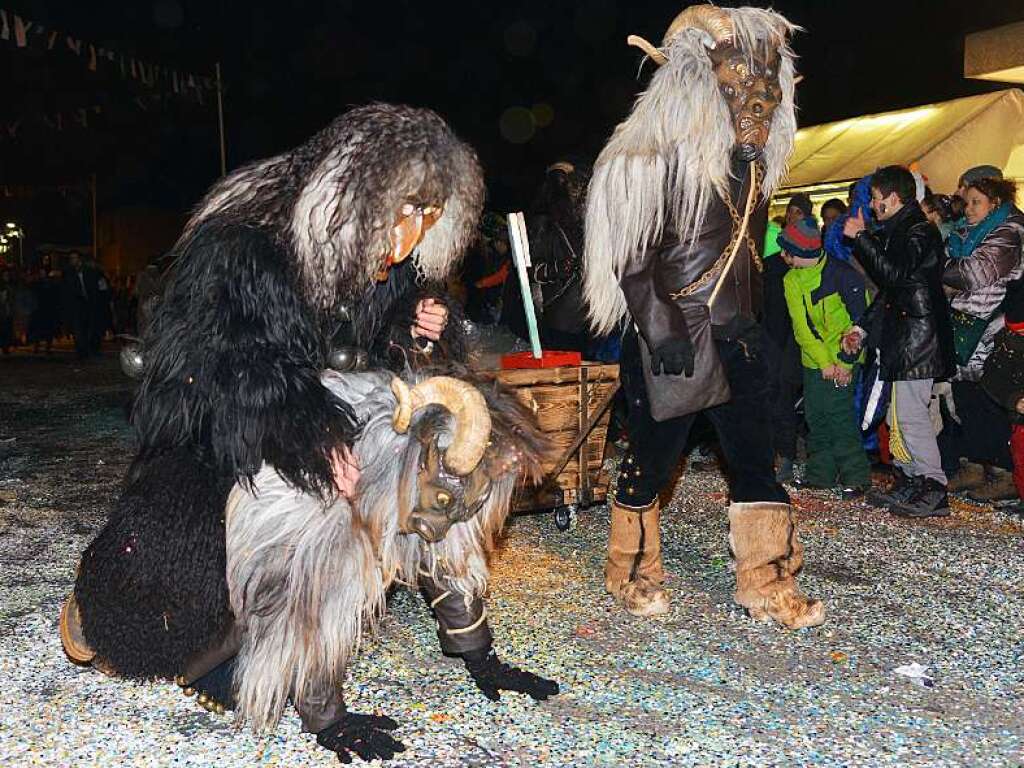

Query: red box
[499,350,583,369]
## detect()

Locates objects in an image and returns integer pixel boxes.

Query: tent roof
[783,89,1024,194]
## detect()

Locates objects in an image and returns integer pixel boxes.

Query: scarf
[947,203,1012,260]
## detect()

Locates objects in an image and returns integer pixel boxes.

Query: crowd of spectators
[0,252,156,358]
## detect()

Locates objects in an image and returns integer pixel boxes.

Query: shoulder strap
[707,163,758,308]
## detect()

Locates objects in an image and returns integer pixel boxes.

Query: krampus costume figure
[60,103,557,763]
[583,6,825,627]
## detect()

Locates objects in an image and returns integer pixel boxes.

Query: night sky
[2,0,1024,243]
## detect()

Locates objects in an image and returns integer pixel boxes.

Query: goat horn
[664,5,735,48]
[391,377,413,433]
[626,34,668,66]
[391,376,491,475]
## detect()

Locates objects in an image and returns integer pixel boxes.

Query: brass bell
[197,693,209,705]
[183,687,195,697]
[213,703,226,715]
[436,490,452,508]
[174,675,186,686]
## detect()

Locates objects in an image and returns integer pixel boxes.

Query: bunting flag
[0,7,217,104]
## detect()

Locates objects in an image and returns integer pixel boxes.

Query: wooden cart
[490,362,620,530]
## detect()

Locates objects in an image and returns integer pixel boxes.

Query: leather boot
[967,467,1019,502]
[728,502,825,629]
[947,462,986,493]
[605,501,669,617]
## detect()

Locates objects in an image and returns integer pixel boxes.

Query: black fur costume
[74,103,482,678]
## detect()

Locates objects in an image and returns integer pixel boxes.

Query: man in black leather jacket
[844,165,955,517]
[582,6,825,629]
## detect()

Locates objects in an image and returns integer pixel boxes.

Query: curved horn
[391,377,413,433]
[626,34,668,66]
[391,376,491,475]
[664,5,735,48]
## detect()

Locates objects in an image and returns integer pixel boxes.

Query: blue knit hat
[777,216,822,259]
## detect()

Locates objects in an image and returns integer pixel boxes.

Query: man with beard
[583,6,825,628]
[63,103,556,764]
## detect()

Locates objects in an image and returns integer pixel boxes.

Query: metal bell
[119,343,145,379]
[328,346,369,372]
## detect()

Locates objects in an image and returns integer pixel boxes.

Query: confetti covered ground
[2,350,1023,767]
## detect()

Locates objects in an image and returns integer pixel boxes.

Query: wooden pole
[215,61,226,176]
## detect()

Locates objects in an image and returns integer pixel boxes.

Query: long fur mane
[224,370,546,731]
[178,103,484,312]
[583,7,799,334]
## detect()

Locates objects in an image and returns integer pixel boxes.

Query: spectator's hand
[821,364,838,382]
[833,366,853,387]
[412,298,448,341]
[331,446,361,499]
[843,210,867,239]
[841,327,864,356]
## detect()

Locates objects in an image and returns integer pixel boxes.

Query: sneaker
[841,486,867,502]
[792,478,832,490]
[891,478,951,518]
[775,457,795,484]
[866,469,917,508]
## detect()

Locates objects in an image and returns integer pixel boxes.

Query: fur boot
[605,501,669,617]
[728,502,824,629]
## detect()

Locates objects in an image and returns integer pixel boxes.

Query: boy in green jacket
[781,217,871,497]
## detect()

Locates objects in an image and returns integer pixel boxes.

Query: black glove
[649,337,695,377]
[316,712,406,764]
[463,648,560,702]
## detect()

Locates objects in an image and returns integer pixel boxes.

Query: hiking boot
[947,462,986,493]
[966,468,1019,502]
[891,478,951,518]
[775,457,795,484]
[866,468,917,508]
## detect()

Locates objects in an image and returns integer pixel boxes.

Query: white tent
[778,89,1024,208]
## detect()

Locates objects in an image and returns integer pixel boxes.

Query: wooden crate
[488,363,619,512]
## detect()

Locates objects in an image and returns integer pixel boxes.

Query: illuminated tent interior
[773,88,1024,217]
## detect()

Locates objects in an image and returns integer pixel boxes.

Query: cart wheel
[554,504,578,532]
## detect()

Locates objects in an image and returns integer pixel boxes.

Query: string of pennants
[0,7,217,103]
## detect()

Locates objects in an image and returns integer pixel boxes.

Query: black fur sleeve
[132,222,358,498]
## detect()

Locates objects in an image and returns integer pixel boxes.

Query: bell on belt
[328,346,368,372]
[119,343,145,379]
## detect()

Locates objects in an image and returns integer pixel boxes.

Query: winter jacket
[852,201,954,382]
[619,155,766,350]
[944,208,1024,315]
[783,255,866,371]
[942,208,1024,378]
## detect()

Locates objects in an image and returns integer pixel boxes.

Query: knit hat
[787,192,813,217]
[777,216,822,259]
[958,165,1002,188]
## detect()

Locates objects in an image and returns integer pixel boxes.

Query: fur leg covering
[605,501,669,617]
[73,448,235,678]
[728,502,825,629]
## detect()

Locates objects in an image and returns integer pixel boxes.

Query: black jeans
[616,325,789,508]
